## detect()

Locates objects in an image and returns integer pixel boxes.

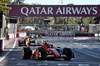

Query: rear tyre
[22,47,32,59]
[63,48,72,61]
[18,41,21,46]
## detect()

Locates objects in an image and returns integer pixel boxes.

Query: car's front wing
[45,54,67,58]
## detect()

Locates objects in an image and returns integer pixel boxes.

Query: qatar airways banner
[8,5,100,17]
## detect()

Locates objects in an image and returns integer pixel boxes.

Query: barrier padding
[17,32,27,38]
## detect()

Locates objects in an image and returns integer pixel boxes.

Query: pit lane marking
[0,39,17,62]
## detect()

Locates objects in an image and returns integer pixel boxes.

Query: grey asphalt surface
[0,37,100,66]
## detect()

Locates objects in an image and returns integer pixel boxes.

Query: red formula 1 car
[22,42,74,61]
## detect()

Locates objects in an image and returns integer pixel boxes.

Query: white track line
[17,63,28,65]
[78,64,90,66]
[0,39,17,62]
[37,63,48,65]
[58,64,68,65]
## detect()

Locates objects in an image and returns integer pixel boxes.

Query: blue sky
[24,0,100,5]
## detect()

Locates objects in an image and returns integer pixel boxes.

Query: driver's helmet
[43,40,48,44]
[26,36,29,38]
[36,35,38,38]
[44,40,47,42]
[31,34,35,38]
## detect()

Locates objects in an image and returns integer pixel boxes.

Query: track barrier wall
[0,39,5,51]
[0,32,95,52]
[29,33,94,37]
[8,32,27,40]
[16,32,27,38]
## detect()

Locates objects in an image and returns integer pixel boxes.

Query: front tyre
[63,48,72,61]
[22,47,32,59]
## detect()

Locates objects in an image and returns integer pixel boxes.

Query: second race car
[18,34,43,46]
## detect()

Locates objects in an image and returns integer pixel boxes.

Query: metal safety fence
[17,24,100,33]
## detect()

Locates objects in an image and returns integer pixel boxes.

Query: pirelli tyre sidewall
[22,47,32,59]
[63,48,72,61]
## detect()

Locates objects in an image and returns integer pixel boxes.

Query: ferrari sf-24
[22,41,74,61]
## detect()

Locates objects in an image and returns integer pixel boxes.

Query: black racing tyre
[23,38,27,46]
[18,41,21,46]
[63,48,72,61]
[22,47,32,59]
[34,48,46,60]
[30,40,35,43]
[38,48,46,58]
[38,35,42,38]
